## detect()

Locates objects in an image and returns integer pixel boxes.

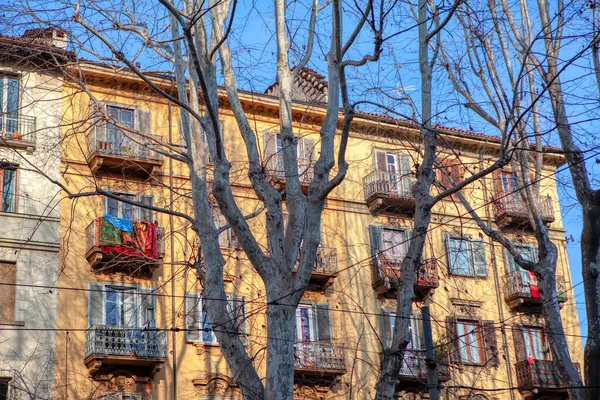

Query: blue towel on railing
[103,214,133,232]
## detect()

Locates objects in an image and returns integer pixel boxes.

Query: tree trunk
[264,295,297,400]
[582,203,600,399]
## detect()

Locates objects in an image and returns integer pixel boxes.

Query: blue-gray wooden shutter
[380,310,392,350]
[138,194,154,222]
[472,238,488,277]
[444,233,456,274]
[138,288,156,328]
[369,226,382,257]
[136,109,152,158]
[185,293,200,342]
[315,303,332,342]
[88,283,104,327]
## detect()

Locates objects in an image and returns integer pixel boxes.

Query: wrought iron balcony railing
[0,113,36,149]
[503,270,567,309]
[493,192,555,227]
[294,340,345,374]
[515,359,580,391]
[372,254,439,299]
[85,325,167,360]
[265,154,314,185]
[87,125,163,162]
[363,171,417,214]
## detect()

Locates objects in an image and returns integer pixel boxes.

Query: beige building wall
[55,68,583,400]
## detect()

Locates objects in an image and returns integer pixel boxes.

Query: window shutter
[369,226,383,258]
[315,303,332,342]
[375,151,387,172]
[512,324,527,362]
[399,153,413,192]
[504,247,517,273]
[88,283,104,327]
[493,170,505,195]
[481,320,499,366]
[528,245,539,263]
[263,132,277,165]
[185,294,200,342]
[380,311,392,350]
[445,316,460,363]
[136,109,152,158]
[472,238,488,277]
[444,234,455,274]
[411,311,425,350]
[138,195,154,222]
[91,102,107,143]
[230,296,248,345]
[138,288,156,328]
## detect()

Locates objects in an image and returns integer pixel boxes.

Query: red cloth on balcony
[529,271,540,299]
[134,221,157,259]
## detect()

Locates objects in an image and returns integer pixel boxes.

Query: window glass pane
[382,229,406,261]
[105,288,118,326]
[1,169,15,212]
[467,322,481,363]
[456,322,469,362]
[450,238,472,275]
[121,290,136,327]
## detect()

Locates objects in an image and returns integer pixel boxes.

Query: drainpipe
[168,100,177,399]
[480,154,516,400]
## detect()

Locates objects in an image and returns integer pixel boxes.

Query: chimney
[21,27,68,50]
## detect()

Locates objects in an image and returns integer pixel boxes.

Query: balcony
[363,171,417,215]
[85,217,165,277]
[493,192,555,228]
[515,359,580,396]
[265,154,313,192]
[503,270,568,310]
[0,113,36,153]
[294,340,345,378]
[372,255,439,301]
[86,126,163,177]
[85,325,167,380]
[292,246,338,292]
[395,350,450,390]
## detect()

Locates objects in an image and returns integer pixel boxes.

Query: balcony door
[523,327,550,361]
[107,105,134,155]
[0,76,20,134]
[105,286,137,328]
[505,244,538,291]
[294,303,332,369]
[381,228,409,266]
[375,151,412,194]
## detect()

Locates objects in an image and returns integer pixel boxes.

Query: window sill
[0,320,25,326]
[449,273,487,279]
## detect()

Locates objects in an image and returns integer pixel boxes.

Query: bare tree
[437,0,586,397]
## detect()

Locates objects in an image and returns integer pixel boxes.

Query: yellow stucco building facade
[50,53,583,400]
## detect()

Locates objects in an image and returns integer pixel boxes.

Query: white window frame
[186,293,247,344]
[456,320,484,365]
[446,235,487,277]
[104,192,155,222]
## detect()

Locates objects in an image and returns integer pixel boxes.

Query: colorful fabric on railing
[99,217,121,245]
[103,213,133,232]
[529,271,540,299]
[134,221,158,259]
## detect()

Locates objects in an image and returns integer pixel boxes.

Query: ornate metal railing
[515,360,580,389]
[85,325,167,359]
[363,171,416,202]
[399,350,427,377]
[87,125,163,161]
[493,192,554,223]
[294,340,345,373]
[372,254,439,291]
[503,270,567,303]
[265,154,314,184]
[0,113,36,143]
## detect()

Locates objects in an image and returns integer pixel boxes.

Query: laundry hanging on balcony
[94,216,158,259]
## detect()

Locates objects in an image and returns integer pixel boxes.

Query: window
[522,326,550,361]
[0,76,20,134]
[92,103,152,158]
[263,132,316,176]
[105,193,154,222]
[106,105,134,150]
[505,244,538,273]
[456,320,484,364]
[185,293,247,344]
[375,151,413,193]
[88,283,155,328]
[437,158,464,189]
[380,310,423,350]
[0,165,16,212]
[445,235,487,277]
[212,207,239,248]
[446,318,498,366]
[0,378,10,400]
[0,263,16,321]
[369,226,410,265]
[295,303,331,343]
